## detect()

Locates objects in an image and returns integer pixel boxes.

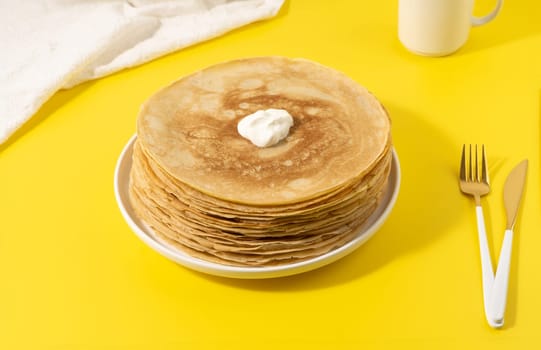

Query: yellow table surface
[2,1,541,348]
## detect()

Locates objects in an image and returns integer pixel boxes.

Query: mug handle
[471,0,504,26]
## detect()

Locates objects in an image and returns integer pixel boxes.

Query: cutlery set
[459,145,528,329]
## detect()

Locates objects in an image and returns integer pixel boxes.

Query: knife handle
[489,228,514,327]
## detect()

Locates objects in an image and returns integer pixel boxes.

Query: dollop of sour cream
[237,109,294,147]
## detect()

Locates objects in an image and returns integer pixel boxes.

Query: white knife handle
[489,228,514,327]
[475,206,495,319]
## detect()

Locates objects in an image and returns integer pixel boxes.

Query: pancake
[129,56,392,267]
[136,56,391,205]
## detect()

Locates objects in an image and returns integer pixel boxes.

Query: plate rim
[114,135,401,279]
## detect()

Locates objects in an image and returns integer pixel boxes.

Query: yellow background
[1,1,541,348]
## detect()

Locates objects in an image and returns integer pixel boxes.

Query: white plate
[114,135,401,279]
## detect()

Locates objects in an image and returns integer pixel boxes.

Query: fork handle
[475,206,495,322]
[489,228,514,327]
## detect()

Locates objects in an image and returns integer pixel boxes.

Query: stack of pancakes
[129,56,392,267]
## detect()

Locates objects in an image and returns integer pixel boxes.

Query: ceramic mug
[398,0,503,56]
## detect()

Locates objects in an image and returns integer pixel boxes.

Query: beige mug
[398,0,503,56]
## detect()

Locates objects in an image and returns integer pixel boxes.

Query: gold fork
[459,144,490,205]
[459,144,497,326]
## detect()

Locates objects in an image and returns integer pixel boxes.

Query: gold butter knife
[489,159,528,328]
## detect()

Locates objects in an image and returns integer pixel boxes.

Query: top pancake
[136,56,391,205]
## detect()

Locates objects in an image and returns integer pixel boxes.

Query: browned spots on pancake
[177,88,352,183]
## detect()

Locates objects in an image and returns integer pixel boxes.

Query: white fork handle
[475,206,495,324]
[489,229,514,327]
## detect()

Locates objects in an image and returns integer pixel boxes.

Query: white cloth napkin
[0,0,284,145]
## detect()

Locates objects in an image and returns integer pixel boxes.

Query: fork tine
[468,145,473,181]
[481,144,489,184]
[474,144,481,182]
[460,144,466,181]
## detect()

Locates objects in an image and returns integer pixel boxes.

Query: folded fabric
[0,0,284,145]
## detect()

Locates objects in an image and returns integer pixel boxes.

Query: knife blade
[488,159,528,328]
[504,160,528,230]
